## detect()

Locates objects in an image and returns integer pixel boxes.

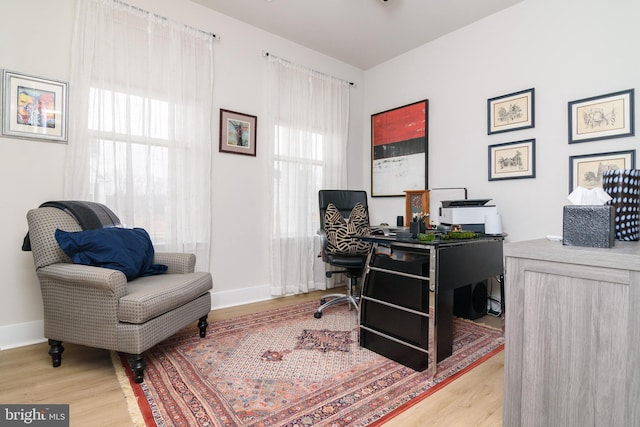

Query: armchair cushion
[119,272,212,323]
[324,202,371,256]
[55,227,168,280]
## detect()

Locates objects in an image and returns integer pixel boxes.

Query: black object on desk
[358,234,504,376]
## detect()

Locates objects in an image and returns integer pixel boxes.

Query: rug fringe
[110,351,146,427]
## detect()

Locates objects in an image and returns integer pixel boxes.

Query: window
[68,0,214,271]
[87,88,173,243]
[272,125,325,237]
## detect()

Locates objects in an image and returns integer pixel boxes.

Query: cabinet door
[504,257,630,427]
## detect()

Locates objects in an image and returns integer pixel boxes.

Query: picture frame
[2,70,68,142]
[371,99,428,197]
[568,89,635,144]
[568,150,636,193]
[487,88,535,135]
[219,108,257,156]
[488,139,536,181]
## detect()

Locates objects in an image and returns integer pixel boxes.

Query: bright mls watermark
[0,405,69,426]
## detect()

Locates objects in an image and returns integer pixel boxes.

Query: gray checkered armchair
[25,203,212,383]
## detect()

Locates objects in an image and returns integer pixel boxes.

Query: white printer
[438,199,498,233]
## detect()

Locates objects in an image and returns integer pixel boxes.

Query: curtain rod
[262,51,356,87]
[115,0,219,40]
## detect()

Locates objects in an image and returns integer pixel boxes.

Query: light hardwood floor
[0,290,504,426]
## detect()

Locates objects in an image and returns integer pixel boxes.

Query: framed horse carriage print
[568,89,634,143]
[488,139,536,181]
[487,88,535,135]
[568,150,635,193]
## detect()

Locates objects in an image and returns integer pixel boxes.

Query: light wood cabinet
[503,239,640,427]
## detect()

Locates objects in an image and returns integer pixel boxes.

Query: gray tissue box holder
[562,205,615,248]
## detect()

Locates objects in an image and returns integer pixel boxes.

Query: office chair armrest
[317,229,329,261]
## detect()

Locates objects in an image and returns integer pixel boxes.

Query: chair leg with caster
[314,275,360,318]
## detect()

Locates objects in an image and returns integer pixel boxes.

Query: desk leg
[436,289,454,362]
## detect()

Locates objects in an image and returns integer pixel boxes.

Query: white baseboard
[0,320,46,351]
[210,284,275,309]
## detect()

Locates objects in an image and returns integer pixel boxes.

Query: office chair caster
[314,298,328,317]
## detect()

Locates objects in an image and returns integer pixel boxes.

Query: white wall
[0,1,75,349]
[0,0,364,349]
[363,0,640,243]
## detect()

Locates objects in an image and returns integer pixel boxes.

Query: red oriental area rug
[118,300,503,426]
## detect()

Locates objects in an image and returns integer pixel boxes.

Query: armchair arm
[153,252,196,274]
[37,263,127,297]
[35,263,127,349]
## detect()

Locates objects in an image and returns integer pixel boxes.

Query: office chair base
[314,294,359,318]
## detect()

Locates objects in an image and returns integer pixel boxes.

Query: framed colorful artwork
[487,88,535,135]
[371,99,428,197]
[568,89,635,143]
[219,108,257,156]
[488,139,536,181]
[2,70,68,142]
[568,150,636,192]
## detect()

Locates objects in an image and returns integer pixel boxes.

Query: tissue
[567,186,612,205]
[563,186,614,248]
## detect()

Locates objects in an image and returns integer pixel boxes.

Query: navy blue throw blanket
[22,200,121,251]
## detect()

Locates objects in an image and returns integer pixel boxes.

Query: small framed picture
[568,89,635,143]
[219,109,257,156]
[487,88,534,135]
[568,150,636,192]
[488,139,536,181]
[2,70,68,142]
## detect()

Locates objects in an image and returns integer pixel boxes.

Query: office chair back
[318,190,368,231]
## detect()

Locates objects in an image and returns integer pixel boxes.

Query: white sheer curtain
[65,0,214,271]
[267,55,350,296]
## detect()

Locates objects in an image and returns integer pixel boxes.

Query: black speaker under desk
[453,280,488,320]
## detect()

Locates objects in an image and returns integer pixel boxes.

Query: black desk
[358,234,504,377]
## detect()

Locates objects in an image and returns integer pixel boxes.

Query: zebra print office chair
[314,190,370,318]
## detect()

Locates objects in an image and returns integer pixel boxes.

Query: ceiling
[192,0,523,70]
